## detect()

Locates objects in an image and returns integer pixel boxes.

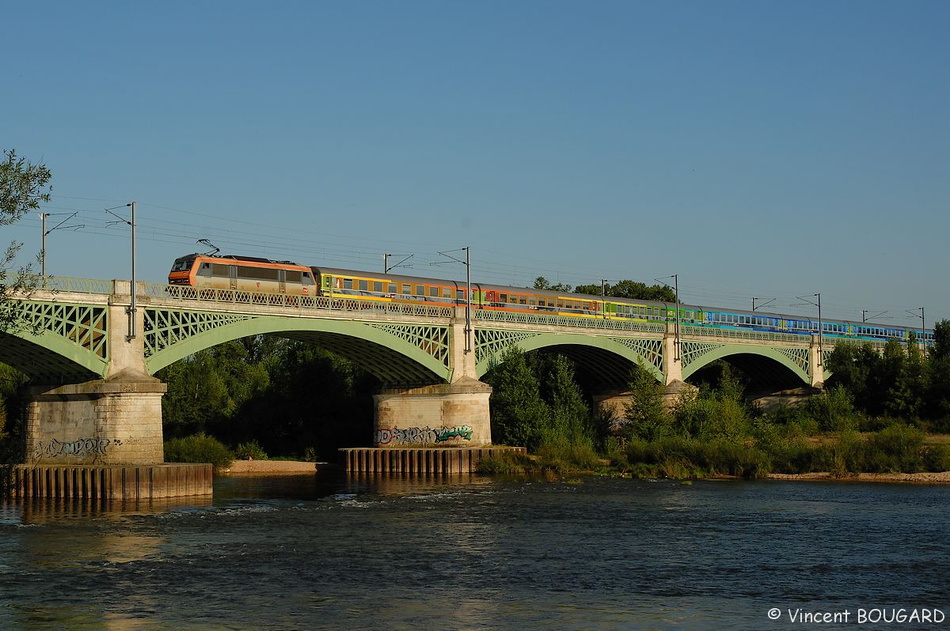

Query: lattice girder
[680,341,812,386]
[0,301,109,381]
[475,329,666,385]
[144,307,452,385]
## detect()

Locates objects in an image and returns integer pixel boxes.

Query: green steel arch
[475,330,665,386]
[0,301,109,382]
[144,308,452,386]
[680,342,814,386]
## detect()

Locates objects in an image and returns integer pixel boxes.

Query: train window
[211,264,229,276]
[456,290,465,301]
[374,281,383,292]
[528,298,536,306]
[401,284,411,294]
[302,272,313,284]
[442,288,452,298]
[388,283,397,294]
[358,280,368,291]
[429,286,439,297]
[343,278,353,290]
[286,271,301,283]
[415,285,425,296]
[499,294,507,303]
[239,266,278,280]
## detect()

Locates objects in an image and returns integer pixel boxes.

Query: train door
[278,270,287,293]
[229,265,237,290]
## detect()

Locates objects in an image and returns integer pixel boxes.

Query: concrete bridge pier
[9,287,210,500]
[372,312,493,448]
[373,378,493,448]
[25,372,167,466]
[809,334,825,388]
[25,292,168,466]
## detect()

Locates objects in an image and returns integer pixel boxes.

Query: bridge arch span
[476,332,665,388]
[681,343,813,389]
[145,315,453,386]
[0,330,107,382]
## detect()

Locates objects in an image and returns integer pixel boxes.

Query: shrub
[164,433,234,470]
[923,444,950,472]
[476,450,533,475]
[865,423,926,473]
[804,386,856,433]
[234,440,267,461]
[535,440,603,474]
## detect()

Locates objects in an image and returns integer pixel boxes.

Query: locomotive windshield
[170,256,196,272]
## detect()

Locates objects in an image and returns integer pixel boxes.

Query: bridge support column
[809,334,825,388]
[663,322,683,385]
[24,290,168,465]
[25,375,166,465]
[373,378,493,447]
[372,310,492,447]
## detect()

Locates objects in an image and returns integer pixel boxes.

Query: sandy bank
[222,460,319,475]
[767,471,950,485]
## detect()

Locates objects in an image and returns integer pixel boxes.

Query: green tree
[536,353,592,447]
[158,340,270,439]
[0,362,29,462]
[1,149,52,332]
[485,347,551,450]
[623,363,671,441]
[932,320,950,361]
[825,341,882,414]
[673,363,751,441]
[926,320,950,430]
[236,340,377,458]
[533,276,572,292]
[574,280,677,302]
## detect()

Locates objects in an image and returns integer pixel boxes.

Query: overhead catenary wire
[11,194,932,328]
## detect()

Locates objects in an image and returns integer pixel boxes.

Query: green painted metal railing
[39,277,114,294]
[474,309,667,333]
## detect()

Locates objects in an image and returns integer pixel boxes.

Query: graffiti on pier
[375,425,474,446]
[34,437,122,461]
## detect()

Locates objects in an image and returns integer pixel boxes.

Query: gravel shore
[222,460,319,475]
[222,459,950,484]
[767,471,950,484]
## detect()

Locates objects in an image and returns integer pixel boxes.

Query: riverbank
[766,471,950,484]
[221,460,319,475]
[221,457,950,485]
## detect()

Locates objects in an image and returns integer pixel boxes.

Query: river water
[1,473,948,630]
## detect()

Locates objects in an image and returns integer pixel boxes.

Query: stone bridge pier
[24,284,167,466]
[372,311,493,448]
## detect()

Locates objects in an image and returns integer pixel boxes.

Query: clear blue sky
[4,1,948,328]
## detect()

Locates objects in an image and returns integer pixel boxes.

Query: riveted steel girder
[680,342,814,388]
[476,330,666,388]
[0,301,109,382]
[144,307,452,386]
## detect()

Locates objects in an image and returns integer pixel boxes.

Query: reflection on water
[2,473,949,630]
[2,495,214,525]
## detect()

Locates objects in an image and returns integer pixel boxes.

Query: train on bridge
[168,253,934,345]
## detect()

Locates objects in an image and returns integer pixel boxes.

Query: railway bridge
[1,278,834,467]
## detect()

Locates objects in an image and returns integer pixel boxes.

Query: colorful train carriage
[311,267,467,307]
[168,254,933,345]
